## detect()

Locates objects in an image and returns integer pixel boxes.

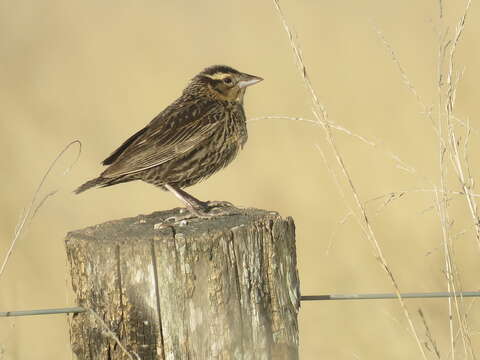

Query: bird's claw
[156,201,236,229]
[204,200,234,208]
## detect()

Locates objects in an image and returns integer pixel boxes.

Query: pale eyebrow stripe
[204,72,230,80]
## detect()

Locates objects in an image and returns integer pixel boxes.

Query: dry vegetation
[1,0,479,358]
[268,0,479,358]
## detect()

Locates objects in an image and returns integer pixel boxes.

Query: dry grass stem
[325,211,353,255]
[88,309,141,360]
[453,115,478,134]
[249,115,416,173]
[434,1,475,357]
[418,308,441,359]
[448,298,479,360]
[272,0,427,358]
[364,188,480,218]
[374,0,476,356]
[373,24,437,133]
[0,140,82,280]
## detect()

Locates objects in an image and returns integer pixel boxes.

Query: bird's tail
[74,177,104,194]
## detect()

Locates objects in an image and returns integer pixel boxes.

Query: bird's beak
[237,73,263,88]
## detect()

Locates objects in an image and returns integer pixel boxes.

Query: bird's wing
[101,99,221,178]
[102,126,149,166]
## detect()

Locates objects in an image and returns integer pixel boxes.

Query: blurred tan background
[1,0,480,358]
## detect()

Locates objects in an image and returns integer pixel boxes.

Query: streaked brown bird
[75,65,262,218]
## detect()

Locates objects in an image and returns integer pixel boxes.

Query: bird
[75,65,263,219]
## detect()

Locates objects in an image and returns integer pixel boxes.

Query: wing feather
[102,126,148,165]
[101,99,220,178]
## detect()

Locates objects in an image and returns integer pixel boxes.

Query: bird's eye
[223,77,233,85]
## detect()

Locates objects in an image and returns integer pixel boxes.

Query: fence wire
[2,291,480,317]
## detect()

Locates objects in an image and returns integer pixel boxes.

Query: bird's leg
[173,188,234,210]
[165,184,209,218]
[164,184,234,220]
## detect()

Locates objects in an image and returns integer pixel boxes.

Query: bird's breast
[223,105,248,148]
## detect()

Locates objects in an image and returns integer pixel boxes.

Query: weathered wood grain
[66,208,300,359]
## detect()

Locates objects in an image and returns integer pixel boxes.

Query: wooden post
[65,208,300,360]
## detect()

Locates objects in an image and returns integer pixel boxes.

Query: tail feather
[74,177,104,194]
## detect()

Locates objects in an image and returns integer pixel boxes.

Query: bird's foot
[189,200,236,218]
[203,200,234,208]
[160,201,236,227]
[161,211,196,226]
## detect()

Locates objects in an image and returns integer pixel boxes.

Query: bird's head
[190,65,263,103]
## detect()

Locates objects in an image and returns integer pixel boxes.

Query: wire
[300,291,480,301]
[2,292,480,317]
[0,306,85,317]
